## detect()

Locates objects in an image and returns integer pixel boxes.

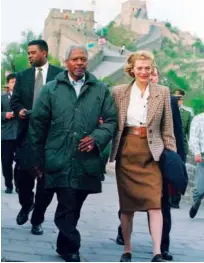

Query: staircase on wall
[90,24,163,80]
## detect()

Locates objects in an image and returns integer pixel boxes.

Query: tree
[1,30,60,88]
[2,42,29,72]
[166,70,190,91]
[100,27,108,37]
[1,30,41,74]
[192,38,204,53]
[165,22,172,29]
[48,55,61,67]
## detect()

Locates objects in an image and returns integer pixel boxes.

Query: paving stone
[1,174,204,262]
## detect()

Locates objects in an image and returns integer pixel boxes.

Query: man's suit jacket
[10,64,62,168]
[1,92,18,141]
[180,107,192,158]
[171,96,185,162]
[110,82,176,162]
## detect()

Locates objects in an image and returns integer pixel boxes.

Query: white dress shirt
[68,73,85,97]
[126,82,150,127]
[189,113,204,155]
[35,61,49,85]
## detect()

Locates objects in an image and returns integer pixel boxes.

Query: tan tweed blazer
[110,82,176,162]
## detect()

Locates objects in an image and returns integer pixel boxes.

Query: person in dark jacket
[1,73,18,193]
[10,40,62,235]
[170,89,192,208]
[28,45,117,262]
[116,66,185,261]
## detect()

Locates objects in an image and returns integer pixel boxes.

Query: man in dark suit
[116,68,185,261]
[1,73,18,193]
[11,40,62,235]
[170,89,192,208]
[160,95,185,260]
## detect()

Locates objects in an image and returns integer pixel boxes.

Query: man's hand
[19,109,28,119]
[30,166,43,178]
[99,116,104,125]
[195,154,202,163]
[5,112,14,119]
[78,136,95,152]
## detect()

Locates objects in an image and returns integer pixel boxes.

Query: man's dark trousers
[1,140,18,189]
[161,179,171,252]
[18,171,54,225]
[54,187,89,255]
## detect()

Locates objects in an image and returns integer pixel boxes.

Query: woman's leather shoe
[120,252,132,262]
[151,254,166,262]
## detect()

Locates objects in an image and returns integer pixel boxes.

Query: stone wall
[88,50,104,72]
[57,25,98,64]
[44,8,94,32]
[120,0,147,27]
[104,67,125,84]
[44,8,96,60]
[131,18,151,35]
[135,24,163,51]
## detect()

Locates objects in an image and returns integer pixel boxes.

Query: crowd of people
[1,40,204,262]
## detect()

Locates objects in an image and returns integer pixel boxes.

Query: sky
[1,0,204,45]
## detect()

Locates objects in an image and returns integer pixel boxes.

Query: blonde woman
[110,51,176,262]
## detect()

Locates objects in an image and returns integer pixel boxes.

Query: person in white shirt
[189,112,204,218]
[110,50,176,262]
[121,45,126,55]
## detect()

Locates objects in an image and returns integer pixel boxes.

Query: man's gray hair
[64,45,88,60]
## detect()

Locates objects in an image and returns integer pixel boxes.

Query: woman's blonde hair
[125,50,156,78]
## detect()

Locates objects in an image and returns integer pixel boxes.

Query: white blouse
[126,82,150,127]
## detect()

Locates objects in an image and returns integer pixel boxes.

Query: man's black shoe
[162,251,173,261]
[16,205,34,225]
[151,254,166,262]
[120,252,132,262]
[170,203,180,209]
[31,224,43,235]
[116,225,124,245]
[189,199,201,218]
[116,233,125,245]
[5,188,13,194]
[56,250,80,262]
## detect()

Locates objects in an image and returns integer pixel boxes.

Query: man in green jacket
[28,45,117,262]
[171,89,192,208]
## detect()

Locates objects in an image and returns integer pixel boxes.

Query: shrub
[165,22,172,29]
[125,42,137,51]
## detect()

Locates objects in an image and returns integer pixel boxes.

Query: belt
[124,126,147,138]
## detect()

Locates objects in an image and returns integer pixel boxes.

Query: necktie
[33,68,43,104]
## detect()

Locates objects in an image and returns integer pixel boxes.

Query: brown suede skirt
[116,133,162,212]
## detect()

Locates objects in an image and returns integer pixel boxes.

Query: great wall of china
[43,0,198,204]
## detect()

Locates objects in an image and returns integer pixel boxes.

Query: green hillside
[102,25,204,114]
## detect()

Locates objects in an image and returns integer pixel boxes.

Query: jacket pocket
[45,147,68,172]
[80,150,103,176]
[44,129,70,172]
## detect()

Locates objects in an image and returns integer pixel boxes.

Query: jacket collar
[55,70,99,98]
[118,81,161,129]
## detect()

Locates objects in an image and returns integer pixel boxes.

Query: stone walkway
[1,172,204,262]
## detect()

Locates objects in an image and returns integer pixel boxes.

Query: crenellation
[44,7,96,60]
